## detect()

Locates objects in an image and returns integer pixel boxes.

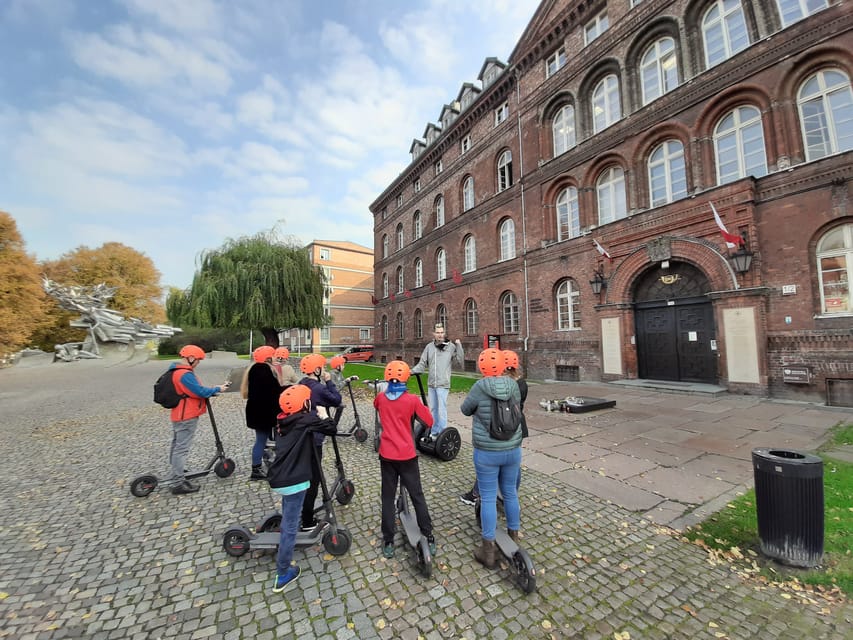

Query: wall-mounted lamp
[589,264,608,295]
[729,231,754,274]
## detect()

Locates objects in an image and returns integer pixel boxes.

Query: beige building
[280,240,374,353]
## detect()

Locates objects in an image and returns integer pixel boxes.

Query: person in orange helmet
[243,346,286,480]
[165,345,230,495]
[272,347,300,386]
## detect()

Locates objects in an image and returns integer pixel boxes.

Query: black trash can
[752,448,824,568]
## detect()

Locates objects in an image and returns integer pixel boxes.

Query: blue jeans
[168,417,199,484]
[427,387,449,434]
[251,429,269,466]
[276,490,306,574]
[474,447,521,540]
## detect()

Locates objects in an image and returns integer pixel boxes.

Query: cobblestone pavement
[0,359,850,639]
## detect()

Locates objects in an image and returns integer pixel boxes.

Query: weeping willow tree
[166,232,327,347]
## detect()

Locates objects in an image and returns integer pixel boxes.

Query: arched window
[817,223,852,315]
[556,279,581,330]
[436,303,448,329]
[396,312,404,339]
[381,234,389,259]
[465,299,479,336]
[396,223,404,252]
[648,139,687,206]
[798,69,853,161]
[396,266,404,294]
[414,258,423,288]
[499,219,516,261]
[641,38,678,105]
[777,0,828,28]
[702,0,749,69]
[714,105,767,184]
[497,150,513,192]
[597,166,627,225]
[501,291,520,334]
[463,176,475,211]
[463,235,477,272]
[436,248,447,280]
[413,210,422,240]
[553,104,576,156]
[382,273,388,298]
[434,195,445,227]
[381,315,388,341]
[592,74,620,133]
[414,308,423,338]
[556,186,580,241]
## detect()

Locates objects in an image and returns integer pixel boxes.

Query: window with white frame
[436,304,447,329]
[381,315,388,341]
[499,218,516,261]
[414,309,423,338]
[584,11,609,45]
[556,186,580,241]
[414,258,423,288]
[553,104,576,156]
[463,177,475,211]
[381,207,387,221]
[382,273,389,298]
[597,166,628,225]
[777,0,827,28]
[501,291,520,334]
[463,235,477,272]
[396,223,404,251]
[648,139,687,207]
[546,47,567,78]
[413,211,422,240]
[396,312,404,339]
[641,38,679,105]
[436,248,447,280]
[798,69,853,161]
[714,105,767,184]
[360,328,370,341]
[494,102,509,126]
[556,279,581,330]
[435,195,445,227]
[465,299,479,336]
[382,234,389,258]
[702,0,749,69]
[319,248,330,260]
[434,159,443,176]
[817,223,852,315]
[320,326,329,342]
[396,266,404,294]
[592,74,621,133]
[414,177,421,193]
[396,193,403,208]
[497,150,513,192]
[461,134,472,154]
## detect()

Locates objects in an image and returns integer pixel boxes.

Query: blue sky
[1,0,539,289]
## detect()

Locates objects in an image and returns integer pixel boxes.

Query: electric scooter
[335,377,369,443]
[413,373,461,461]
[475,492,536,594]
[130,398,236,497]
[395,478,433,578]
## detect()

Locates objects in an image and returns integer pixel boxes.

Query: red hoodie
[373,390,433,461]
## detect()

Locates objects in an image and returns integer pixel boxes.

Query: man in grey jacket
[411,323,464,438]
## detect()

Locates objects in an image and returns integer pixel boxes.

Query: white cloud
[120,0,225,34]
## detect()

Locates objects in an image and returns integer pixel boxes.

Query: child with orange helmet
[373,360,436,559]
[272,347,300,386]
[267,385,338,594]
[243,346,286,480]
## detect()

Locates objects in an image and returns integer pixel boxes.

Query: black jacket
[245,363,286,432]
[267,411,337,490]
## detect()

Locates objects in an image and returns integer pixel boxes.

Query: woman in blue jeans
[459,348,523,569]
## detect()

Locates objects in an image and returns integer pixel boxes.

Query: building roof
[309,240,373,254]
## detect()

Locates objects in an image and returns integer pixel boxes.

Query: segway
[474,492,536,594]
[413,373,461,461]
[335,377,369,443]
[130,398,235,497]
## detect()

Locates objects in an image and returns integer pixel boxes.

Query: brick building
[370,0,853,405]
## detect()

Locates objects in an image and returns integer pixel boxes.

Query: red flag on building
[404,290,412,298]
[452,269,463,284]
[429,281,436,291]
[593,238,613,263]
[710,202,744,249]
[371,295,378,305]
[389,292,395,301]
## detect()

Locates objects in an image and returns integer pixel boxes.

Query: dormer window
[546,47,566,78]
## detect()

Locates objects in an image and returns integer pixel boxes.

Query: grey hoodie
[410,340,464,388]
[460,376,522,451]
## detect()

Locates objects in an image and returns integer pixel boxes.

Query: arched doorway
[633,262,718,383]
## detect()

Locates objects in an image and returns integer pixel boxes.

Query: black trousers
[380,457,432,544]
[301,444,323,527]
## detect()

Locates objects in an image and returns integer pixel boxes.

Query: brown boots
[507,529,519,542]
[473,538,497,569]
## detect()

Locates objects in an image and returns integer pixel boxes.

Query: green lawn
[683,423,853,597]
[339,362,478,395]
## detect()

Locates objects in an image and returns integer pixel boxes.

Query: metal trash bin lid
[752,448,823,479]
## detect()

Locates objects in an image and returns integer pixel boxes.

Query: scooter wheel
[223,526,252,557]
[257,512,282,533]
[435,429,461,461]
[354,428,368,443]
[214,458,236,478]
[335,480,355,505]
[130,475,158,497]
[512,548,537,594]
[417,537,433,579]
[322,528,352,556]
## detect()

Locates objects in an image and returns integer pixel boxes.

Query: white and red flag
[710,202,744,249]
[592,238,612,263]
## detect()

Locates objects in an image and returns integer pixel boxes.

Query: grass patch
[339,363,478,395]
[683,422,853,598]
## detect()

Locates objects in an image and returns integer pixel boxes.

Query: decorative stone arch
[578,58,623,139]
[624,17,684,107]
[631,122,694,209]
[539,91,576,126]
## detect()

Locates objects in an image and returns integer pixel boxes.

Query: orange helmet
[329,355,346,370]
[384,360,411,382]
[502,350,519,370]
[274,347,290,360]
[252,345,276,363]
[478,348,505,377]
[300,353,327,374]
[179,345,205,361]
[279,385,311,416]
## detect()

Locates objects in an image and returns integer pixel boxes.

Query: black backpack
[153,368,188,409]
[489,395,522,441]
